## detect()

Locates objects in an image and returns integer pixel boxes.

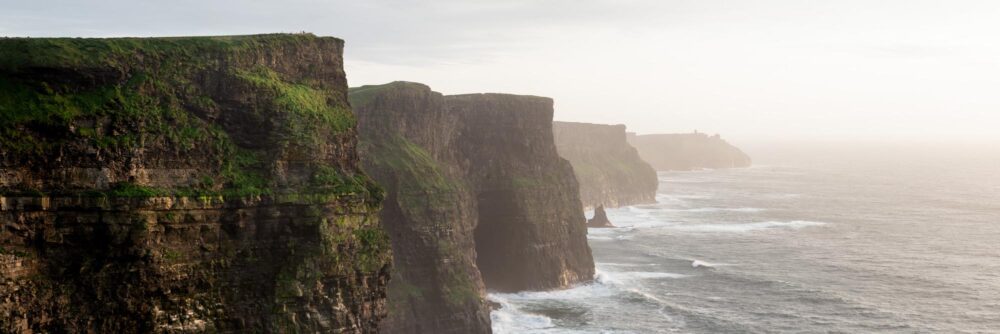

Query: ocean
[490,142,1000,333]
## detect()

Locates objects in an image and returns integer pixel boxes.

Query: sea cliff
[352,82,595,333]
[553,122,657,208]
[0,34,390,333]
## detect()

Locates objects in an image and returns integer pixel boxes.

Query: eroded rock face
[351,82,595,333]
[553,122,658,209]
[0,34,390,333]
[627,133,752,171]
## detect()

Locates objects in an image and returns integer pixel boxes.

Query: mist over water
[491,142,1000,333]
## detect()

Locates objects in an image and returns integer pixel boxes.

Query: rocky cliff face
[351,82,594,333]
[627,133,751,171]
[0,34,390,333]
[352,82,491,334]
[446,93,594,293]
[553,122,657,209]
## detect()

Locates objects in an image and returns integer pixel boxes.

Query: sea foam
[661,207,766,213]
[665,220,827,233]
[489,294,556,333]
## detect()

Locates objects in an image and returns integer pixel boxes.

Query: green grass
[0,34,333,70]
[107,182,165,197]
[353,226,391,273]
[364,134,457,194]
[347,81,429,108]
[0,34,375,202]
[236,66,355,143]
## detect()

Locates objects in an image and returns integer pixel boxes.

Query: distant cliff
[351,82,594,333]
[627,132,751,171]
[553,122,657,208]
[0,34,390,333]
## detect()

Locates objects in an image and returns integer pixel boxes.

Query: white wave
[691,260,719,268]
[596,268,689,284]
[655,194,713,202]
[661,207,766,213]
[615,221,669,229]
[586,228,625,238]
[595,262,657,267]
[491,269,686,333]
[594,270,684,326]
[586,233,633,241]
[665,220,827,233]
[490,294,556,333]
[494,269,686,305]
[621,271,689,279]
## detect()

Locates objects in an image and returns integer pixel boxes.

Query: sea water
[490,142,1000,333]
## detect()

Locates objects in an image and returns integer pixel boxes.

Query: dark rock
[553,122,658,209]
[0,34,390,333]
[486,300,503,311]
[587,205,616,228]
[627,132,751,171]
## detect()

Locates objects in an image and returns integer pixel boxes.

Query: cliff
[627,132,751,171]
[0,34,391,333]
[446,93,594,292]
[351,82,594,333]
[552,122,657,209]
[352,82,490,334]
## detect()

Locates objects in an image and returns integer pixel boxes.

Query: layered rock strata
[552,122,657,209]
[0,34,390,333]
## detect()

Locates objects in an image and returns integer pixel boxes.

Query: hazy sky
[4,0,1000,141]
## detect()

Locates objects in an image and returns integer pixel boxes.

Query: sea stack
[0,34,390,333]
[552,122,658,209]
[627,132,751,171]
[587,205,616,228]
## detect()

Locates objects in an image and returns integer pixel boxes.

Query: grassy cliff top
[0,33,338,70]
[0,34,376,201]
[348,81,432,108]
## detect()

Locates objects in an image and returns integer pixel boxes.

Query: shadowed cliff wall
[352,82,491,334]
[0,34,390,333]
[447,94,594,292]
[352,82,595,334]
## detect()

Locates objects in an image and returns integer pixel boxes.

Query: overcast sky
[4,0,1000,141]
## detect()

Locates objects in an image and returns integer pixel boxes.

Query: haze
[4,0,1000,142]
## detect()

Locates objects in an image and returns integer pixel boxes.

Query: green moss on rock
[0,34,369,202]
